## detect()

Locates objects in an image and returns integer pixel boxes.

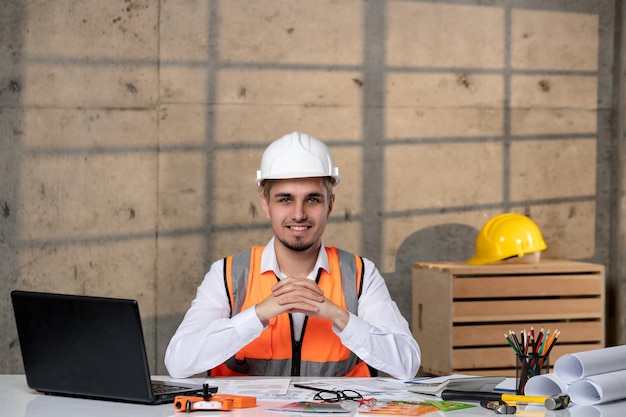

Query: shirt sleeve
[164,259,265,378]
[334,257,422,380]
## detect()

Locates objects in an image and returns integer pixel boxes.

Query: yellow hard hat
[467,213,547,265]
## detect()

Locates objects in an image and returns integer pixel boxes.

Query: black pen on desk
[293,384,335,393]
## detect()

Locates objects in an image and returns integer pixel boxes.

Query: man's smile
[287,225,311,231]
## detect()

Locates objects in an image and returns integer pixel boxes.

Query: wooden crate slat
[453,321,603,347]
[453,275,603,298]
[415,259,605,275]
[452,343,604,370]
[453,298,603,322]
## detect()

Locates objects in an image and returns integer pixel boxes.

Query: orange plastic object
[174,394,256,412]
[212,394,257,408]
[174,396,233,412]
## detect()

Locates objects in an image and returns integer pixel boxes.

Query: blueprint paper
[567,370,626,405]
[524,373,569,397]
[554,345,626,383]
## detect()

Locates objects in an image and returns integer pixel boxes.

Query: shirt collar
[261,237,330,279]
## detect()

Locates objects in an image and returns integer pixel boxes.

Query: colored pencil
[543,330,560,356]
[505,333,522,356]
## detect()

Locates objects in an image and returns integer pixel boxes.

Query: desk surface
[2,375,623,417]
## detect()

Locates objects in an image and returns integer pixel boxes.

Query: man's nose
[291,201,307,220]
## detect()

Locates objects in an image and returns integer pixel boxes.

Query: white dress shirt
[164,238,421,379]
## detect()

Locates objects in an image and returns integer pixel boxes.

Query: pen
[293,384,336,394]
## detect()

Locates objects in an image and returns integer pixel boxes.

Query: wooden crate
[412,259,605,377]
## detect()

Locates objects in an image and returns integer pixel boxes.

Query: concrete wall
[1,0,623,375]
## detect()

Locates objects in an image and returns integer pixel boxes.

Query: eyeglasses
[313,388,363,403]
[293,384,377,410]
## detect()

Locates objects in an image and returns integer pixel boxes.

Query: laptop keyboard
[152,382,197,395]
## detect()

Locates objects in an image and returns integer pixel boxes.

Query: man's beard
[278,235,316,252]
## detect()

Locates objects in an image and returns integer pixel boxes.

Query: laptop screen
[11,291,157,402]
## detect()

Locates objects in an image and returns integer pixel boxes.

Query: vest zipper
[289,313,302,376]
[291,339,301,376]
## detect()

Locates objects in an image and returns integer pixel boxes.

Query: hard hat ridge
[256,131,340,186]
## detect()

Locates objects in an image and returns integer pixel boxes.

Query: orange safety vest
[210,246,371,377]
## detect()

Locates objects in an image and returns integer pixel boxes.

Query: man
[165,132,420,379]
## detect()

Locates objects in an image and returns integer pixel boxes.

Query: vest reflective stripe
[339,249,360,316]
[212,246,369,377]
[218,355,371,377]
[225,248,253,315]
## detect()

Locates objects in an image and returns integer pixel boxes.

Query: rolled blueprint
[554,345,626,383]
[567,369,626,405]
[524,373,569,397]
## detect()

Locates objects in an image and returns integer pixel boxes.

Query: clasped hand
[254,277,349,330]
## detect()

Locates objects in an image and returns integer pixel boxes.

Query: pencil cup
[515,353,549,395]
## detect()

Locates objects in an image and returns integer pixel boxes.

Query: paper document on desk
[406,375,505,397]
[296,378,407,395]
[208,378,291,398]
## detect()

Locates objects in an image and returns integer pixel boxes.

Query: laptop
[11,290,202,404]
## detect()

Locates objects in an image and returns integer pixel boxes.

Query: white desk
[2,375,624,417]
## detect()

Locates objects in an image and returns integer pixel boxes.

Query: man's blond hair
[261,177,334,202]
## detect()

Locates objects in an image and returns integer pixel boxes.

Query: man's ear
[260,193,271,220]
[327,193,335,217]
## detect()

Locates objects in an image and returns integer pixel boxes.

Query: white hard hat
[256,132,340,186]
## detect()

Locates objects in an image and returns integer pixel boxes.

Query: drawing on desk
[360,400,474,416]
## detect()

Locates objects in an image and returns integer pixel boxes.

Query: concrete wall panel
[511,9,599,71]
[387,2,504,68]
[19,153,156,239]
[510,139,597,200]
[218,0,363,65]
[384,143,504,212]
